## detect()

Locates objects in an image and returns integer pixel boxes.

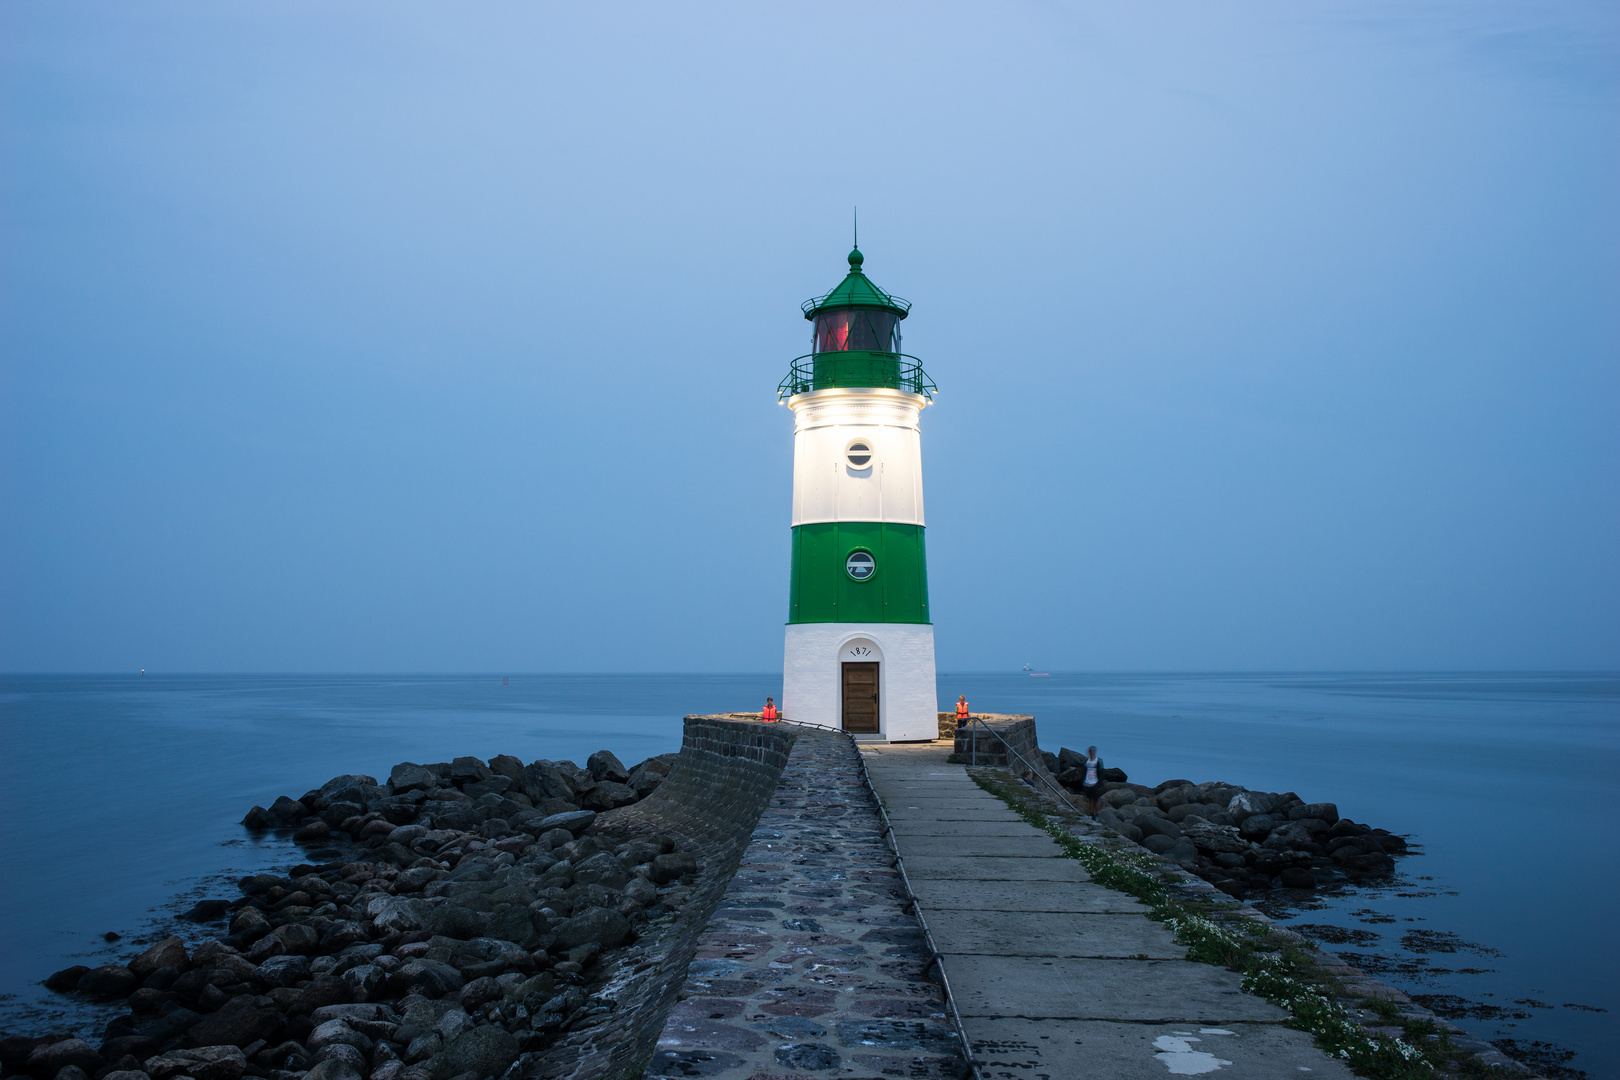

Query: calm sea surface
[1,673,1614,1076]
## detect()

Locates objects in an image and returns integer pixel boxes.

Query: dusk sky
[2,1,1615,673]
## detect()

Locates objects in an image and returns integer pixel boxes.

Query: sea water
[1,673,1614,1076]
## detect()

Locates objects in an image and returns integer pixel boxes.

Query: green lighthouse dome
[779,248,934,400]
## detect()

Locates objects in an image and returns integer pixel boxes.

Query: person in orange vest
[956,695,970,720]
[762,697,778,722]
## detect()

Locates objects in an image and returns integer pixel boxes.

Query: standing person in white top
[1080,746,1106,818]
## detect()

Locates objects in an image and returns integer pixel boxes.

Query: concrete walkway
[860,741,1355,1080]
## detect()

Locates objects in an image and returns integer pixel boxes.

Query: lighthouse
[778,246,938,741]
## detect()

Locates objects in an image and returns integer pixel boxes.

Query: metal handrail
[777,353,936,400]
[772,717,983,1080]
[801,292,912,317]
[961,716,1082,815]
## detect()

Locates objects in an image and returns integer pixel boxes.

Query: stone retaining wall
[952,714,1039,770]
[531,716,797,1080]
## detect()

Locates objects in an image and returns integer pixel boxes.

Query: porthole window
[845,439,874,470]
[846,550,876,581]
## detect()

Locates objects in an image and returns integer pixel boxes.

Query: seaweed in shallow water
[1293,923,1382,947]
[1490,1039,1586,1080]
[1351,907,1398,924]
[1399,929,1503,957]
[1407,994,1529,1021]
[1339,951,1453,981]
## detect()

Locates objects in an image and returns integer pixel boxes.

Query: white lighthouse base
[782,623,938,741]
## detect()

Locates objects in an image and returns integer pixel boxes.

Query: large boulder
[536,810,595,835]
[77,965,139,999]
[393,959,464,999]
[25,1039,103,1079]
[373,897,436,934]
[256,955,311,988]
[426,904,491,941]
[229,906,271,943]
[1155,786,1194,810]
[1279,867,1317,890]
[487,754,525,782]
[586,750,629,784]
[581,781,638,811]
[307,1019,372,1055]
[552,907,631,950]
[301,1058,363,1080]
[461,776,512,800]
[1237,813,1276,841]
[248,923,318,960]
[43,964,89,991]
[1289,802,1339,825]
[649,852,696,884]
[1226,791,1276,823]
[1163,839,1200,866]
[340,963,387,1002]
[573,853,630,888]
[307,1044,367,1079]
[316,774,379,807]
[300,974,358,1012]
[183,899,234,923]
[1262,823,1317,852]
[389,763,439,794]
[520,762,577,805]
[267,796,308,824]
[1129,814,1181,841]
[130,936,190,978]
[626,765,666,798]
[144,1046,246,1080]
[184,995,284,1048]
[450,757,492,786]
[1182,824,1249,856]
[430,1025,519,1080]
[485,907,547,951]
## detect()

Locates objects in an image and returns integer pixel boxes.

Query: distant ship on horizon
[1023,664,1050,677]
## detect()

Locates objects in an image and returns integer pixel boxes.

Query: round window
[845,439,874,470]
[846,550,876,581]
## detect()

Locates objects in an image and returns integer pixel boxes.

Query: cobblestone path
[648,726,964,1079]
[861,741,1356,1080]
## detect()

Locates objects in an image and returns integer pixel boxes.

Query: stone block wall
[936,711,957,741]
[952,713,1034,767]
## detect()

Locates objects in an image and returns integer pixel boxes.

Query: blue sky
[2,1,1615,672]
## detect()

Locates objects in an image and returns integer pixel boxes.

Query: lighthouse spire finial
[849,207,863,270]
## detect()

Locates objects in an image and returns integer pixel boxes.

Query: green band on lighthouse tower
[787,521,930,624]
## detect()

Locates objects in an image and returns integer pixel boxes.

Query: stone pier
[860,740,1356,1080]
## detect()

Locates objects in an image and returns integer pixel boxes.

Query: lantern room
[778,248,935,400]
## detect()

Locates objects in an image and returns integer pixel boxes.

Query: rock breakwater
[955,718,1410,900]
[1056,766,1409,900]
[8,718,802,1080]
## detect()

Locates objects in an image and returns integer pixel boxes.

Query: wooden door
[841,662,879,733]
